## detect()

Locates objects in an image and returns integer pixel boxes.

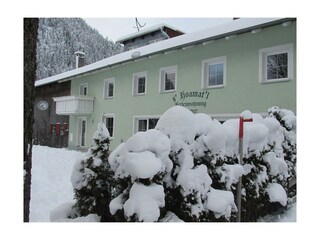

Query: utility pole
[236,114,252,222]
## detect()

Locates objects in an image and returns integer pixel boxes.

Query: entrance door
[78,117,87,147]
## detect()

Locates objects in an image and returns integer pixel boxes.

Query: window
[134,117,160,133]
[259,44,293,83]
[202,56,226,89]
[133,71,147,95]
[79,83,88,96]
[103,78,115,99]
[102,114,115,138]
[160,66,177,93]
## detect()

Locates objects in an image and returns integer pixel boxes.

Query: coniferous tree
[71,122,114,221]
[36,18,123,80]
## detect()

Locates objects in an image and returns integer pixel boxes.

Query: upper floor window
[159,66,177,93]
[103,78,115,99]
[259,43,293,83]
[202,56,226,89]
[133,71,147,96]
[79,83,88,95]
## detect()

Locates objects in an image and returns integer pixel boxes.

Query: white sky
[83,18,233,42]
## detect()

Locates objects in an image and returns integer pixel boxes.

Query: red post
[55,123,60,136]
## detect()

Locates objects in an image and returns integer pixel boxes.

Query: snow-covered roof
[35,18,293,87]
[116,23,184,43]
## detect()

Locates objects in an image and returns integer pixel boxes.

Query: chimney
[74,51,85,68]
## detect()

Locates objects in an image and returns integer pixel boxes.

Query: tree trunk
[24,18,38,222]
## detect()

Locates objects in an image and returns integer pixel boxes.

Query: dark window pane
[138,120,147,132]
[105,117,114,137]
[267,53,288,80]
[148,118,159,129]
[138,76,145,94]
[108,83,114,97]
[165,72,175,90]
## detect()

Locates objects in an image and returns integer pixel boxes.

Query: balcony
[53,95,94,115]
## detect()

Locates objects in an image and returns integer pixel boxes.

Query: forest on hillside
[36,18,123,80]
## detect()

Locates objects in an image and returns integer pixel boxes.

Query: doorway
[77,117,87,147]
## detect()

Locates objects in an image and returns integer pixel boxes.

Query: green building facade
[37,18,296,150]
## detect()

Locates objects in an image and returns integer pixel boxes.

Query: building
[33,80,70,148]
[117,24,184,51]
[35,18,296,150]
[33,51,85,148]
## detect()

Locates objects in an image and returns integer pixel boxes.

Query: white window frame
[202,56,226,89]
[79,83,88,96]
[259,43,294,83]
[132,71,147,96]
[133,115,161,134]
[102,113,115,139]
[159,65,177,93]
[103,77,115,99]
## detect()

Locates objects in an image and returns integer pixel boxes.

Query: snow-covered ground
[30,145,295,222]
[30,145,85,222]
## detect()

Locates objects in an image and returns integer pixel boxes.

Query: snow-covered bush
[268,106,296,195]
[107,106,296,222]
[67,122,115,221]
[51,106,296,222]
[108,129,172,222]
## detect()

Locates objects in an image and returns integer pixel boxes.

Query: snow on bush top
[108,129,172,180]
[93,122,110,140]
[156,106,285,157]
[156,106,196,152]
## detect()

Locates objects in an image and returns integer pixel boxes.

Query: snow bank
[206,187,237,219]
[123,182,165,222]
[30,145,85,222]
[49,202,77,222]
[266,183,287,206]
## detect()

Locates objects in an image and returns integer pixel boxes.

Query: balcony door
[77,117,87,147]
